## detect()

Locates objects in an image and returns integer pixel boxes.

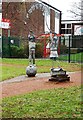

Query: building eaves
[38,0,61,13]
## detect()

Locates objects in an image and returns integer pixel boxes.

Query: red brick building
[2,1,61,38]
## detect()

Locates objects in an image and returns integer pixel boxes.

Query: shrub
[77,48,83,53]
[70,48,78,54]
[10,45,28,58]
[59,44,68,54]
[2,45,9,58]
[35,43,43,58]
[2,35,44,58]
[2,36,21,58]
[10,45,18,58]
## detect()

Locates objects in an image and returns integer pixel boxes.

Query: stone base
[49,68,70,82]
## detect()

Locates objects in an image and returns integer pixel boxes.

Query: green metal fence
[2,35,83,63]
[2,36,20,58]
[58,35,83,63]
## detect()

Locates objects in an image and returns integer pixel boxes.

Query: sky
[41,0,80,20]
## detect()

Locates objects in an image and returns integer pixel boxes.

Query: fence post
[8,29,11,57]
[68,36,71,63]
[1,36,3,58]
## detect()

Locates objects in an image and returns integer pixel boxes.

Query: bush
[2,45,9,58]
[70,48,78,54]
[35,43,43,58]
[2,36,21,58]
[59,44,68,54]
[10,45,28,58]
[77,48,83,53]
[2,35,44,58]
[10,45,18,58]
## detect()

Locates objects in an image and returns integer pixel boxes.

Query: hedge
[2,43,44,58]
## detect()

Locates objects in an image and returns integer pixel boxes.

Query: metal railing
[58,35,83,63]
[2,35,83,63]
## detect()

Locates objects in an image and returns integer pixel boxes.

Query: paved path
[1,72,76,84]
[1,71,81,98]
[1,73,50,84]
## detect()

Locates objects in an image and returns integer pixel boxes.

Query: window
[61,29,71,34]
[61,29,65,34]
[61,23,72,35]
[67,24,71,28]
[67,29,71,34]
[61,24,65,28]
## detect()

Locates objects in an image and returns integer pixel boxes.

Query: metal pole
[8,29,11,57]
[2,37,4,58]
[68,36,71,63]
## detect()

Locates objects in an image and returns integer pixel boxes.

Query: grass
[0,58,81,81]
[2,86,82,118]
[1,58,82,118]
[0,58,2,81]
[58,52,83,62]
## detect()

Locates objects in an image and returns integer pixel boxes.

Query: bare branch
[67,0,83,20]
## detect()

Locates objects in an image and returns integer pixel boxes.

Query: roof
[62,20,83,22]
[61,20,83,24]
[37,0,61,13]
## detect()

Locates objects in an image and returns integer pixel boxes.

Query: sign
[0,18,11,29]
[74,25,83,35]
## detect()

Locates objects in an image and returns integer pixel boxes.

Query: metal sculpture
[26,30,37,77]
[48,32,70,82]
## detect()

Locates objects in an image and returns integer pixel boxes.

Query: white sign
[0,21,10,29]
[74,25,83,35]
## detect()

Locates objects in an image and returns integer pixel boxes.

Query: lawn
[0,58,81,81]
[1,58,82,119]
[2,86,82,118]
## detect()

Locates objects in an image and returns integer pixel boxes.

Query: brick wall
[2,2,57,38]
[50,9,55,32]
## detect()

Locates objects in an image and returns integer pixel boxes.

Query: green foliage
[2,43,43,58]
[77,48,83,53]
[2,86,82,118]
[59,44,68,54]
[10,45,19,57]
[35,43,43,58]
[71,48,78,54]
[2,45,9,58]
[10,45,27,58]
[2,36,20,47]
[2,36,20,58]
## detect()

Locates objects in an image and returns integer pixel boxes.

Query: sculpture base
[49,68,70,82]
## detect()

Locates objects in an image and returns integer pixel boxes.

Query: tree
[2,2,27,37]
[68,0,83,20]
[2,1,44,37]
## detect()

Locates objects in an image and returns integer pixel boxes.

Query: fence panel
[2,36,20,58]
[70,35,83,63]
[2,35,83,62]
[58,35,83,63]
